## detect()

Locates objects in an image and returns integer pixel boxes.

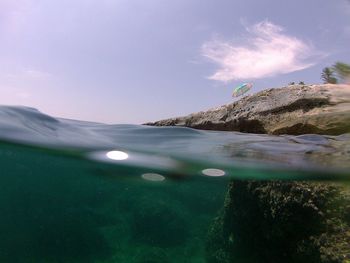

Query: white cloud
[201,21,319,82]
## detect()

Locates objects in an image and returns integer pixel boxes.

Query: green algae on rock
[206,181,350,263]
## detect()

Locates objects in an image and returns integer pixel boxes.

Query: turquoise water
[0,106,349,263]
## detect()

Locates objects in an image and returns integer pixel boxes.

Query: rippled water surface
[0,106,349,263]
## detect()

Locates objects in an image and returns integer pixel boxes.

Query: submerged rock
[145,84,350,135]
[206,181,350,263]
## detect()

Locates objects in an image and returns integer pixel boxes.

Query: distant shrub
[321,62,350,84]
[333,62,350,83]
[321,67,337,84]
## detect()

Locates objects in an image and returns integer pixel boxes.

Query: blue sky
[0,0,349,123]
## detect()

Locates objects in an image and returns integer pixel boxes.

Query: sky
[0,0,349,124]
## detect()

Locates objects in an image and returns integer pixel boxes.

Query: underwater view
[0,106,349,263]
[1,1,350,262]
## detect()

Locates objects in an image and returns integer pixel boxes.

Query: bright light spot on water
[106,150,129,160]
[202,168,225,177]
[141,173,165,182]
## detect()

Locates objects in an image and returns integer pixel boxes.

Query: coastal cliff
[146,84,350,135]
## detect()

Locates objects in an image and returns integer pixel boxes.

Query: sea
[0,105,349,263]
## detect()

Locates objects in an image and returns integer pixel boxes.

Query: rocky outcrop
[146,84,350,135]
[146,84,350,262]
[206,181,350,263]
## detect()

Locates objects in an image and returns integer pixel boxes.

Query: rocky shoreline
[145,84,350,135]
[146,84,350,263]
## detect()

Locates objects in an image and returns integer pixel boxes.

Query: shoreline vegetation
[145,83,350,262]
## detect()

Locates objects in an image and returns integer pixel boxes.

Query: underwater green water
[0,142,230,263]
[0,106,349,262]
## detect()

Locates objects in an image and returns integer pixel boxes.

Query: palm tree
[333,62,350,83]
[321,67,337,84]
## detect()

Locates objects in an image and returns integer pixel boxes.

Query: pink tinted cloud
[202,21,319,82]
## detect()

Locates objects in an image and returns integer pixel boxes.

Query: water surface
[0,106,349,263]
